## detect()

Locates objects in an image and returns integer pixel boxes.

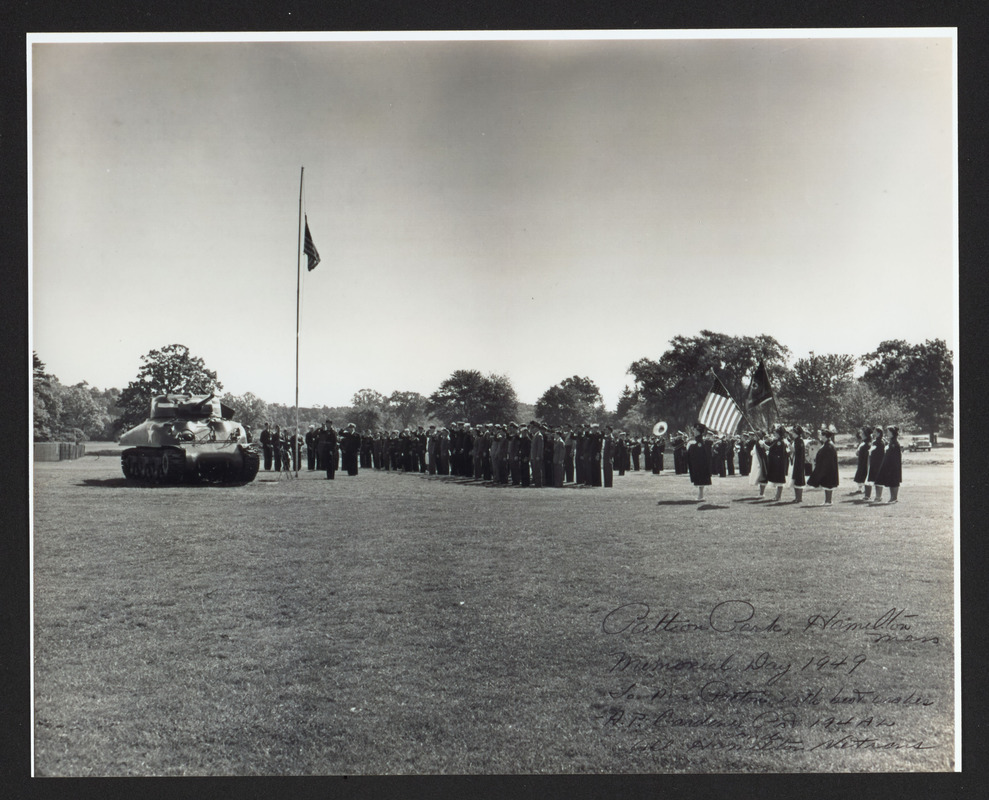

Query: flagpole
[295,166,304,476]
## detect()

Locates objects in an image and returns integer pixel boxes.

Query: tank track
[120,446,260,485]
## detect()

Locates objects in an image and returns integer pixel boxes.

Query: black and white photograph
[29,30,958,775]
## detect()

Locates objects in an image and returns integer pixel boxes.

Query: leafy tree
[536,375,605,426]
[628,331,791,433]
[219,392,270,432]
[386,390,428,430]
[616,398,652,436]
[117,344,222,429]
[427,370,518,424]
[860,339,953,436]
[838,381,916,434]
[348,388,387,431]
[780,353,855,430]
[33,352,61,441]
[58,382,112,441]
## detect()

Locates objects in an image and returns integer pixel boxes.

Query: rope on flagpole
[295,167,303,477]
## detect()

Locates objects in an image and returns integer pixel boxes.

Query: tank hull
[117,392,260,485]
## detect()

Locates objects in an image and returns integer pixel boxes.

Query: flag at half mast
[697,374,744,435]
[304,216,321,271]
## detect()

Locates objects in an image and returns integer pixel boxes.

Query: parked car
[908,435,932,452]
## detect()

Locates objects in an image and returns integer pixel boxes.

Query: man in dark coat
[652,437,665,474]
[529,422,544,488]
[552,429,566,488]
[317,420,338,479]
[259,422,273,471]
[340,423,360,476]
[518,427,531,486]
[271,425,282,472]
[507,423,521,485]
[615,431,627,477]
[586,424,603,487]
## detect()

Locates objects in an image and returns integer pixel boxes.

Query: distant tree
[117,344,222,429]
[615,385,638,420]
[535,375,605,426]
[57,382,112,441]
[348,388,387,431]
[617,398,652,436]
[780,353,855,431]
[220,391,270,432]
[427,370,518,424]
[860,339,953,436]
[386,390,428,430]
[838,381,917,434]
[628,331,790,433]
[33,352,61,441]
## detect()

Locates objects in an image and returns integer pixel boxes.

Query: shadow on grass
[656,499,702,506]
[78,478,252,489]
[697,503,729,511]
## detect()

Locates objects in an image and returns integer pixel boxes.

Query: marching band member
[686,422,713,501]
[808,428,840,505]
[851,426,871,497]
[767,426,791,502]
[876,425,902,503]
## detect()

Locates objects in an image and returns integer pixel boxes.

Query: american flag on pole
[697,374,744,435]
[304,216,321,271]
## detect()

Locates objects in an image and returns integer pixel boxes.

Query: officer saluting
[317,420,338,480]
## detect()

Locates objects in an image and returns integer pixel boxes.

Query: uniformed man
[259,422,273,471]
[317,420,338,479]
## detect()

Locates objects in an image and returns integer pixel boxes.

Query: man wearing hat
[340,423,361,476]
[529,422,544,487]
[586,423,603,487]
[317,420,338,480]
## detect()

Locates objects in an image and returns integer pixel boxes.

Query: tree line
[32,332,953,443]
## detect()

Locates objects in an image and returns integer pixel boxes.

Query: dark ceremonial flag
[746,360,774,409]
[304,216,321,271]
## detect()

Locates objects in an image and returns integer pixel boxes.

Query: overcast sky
[29,31,956,409]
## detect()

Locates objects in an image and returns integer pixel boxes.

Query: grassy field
[32,448,956,775]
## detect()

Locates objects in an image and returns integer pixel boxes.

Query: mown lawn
[32,451,955,774]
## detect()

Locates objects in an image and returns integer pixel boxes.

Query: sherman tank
[119,392,260,484]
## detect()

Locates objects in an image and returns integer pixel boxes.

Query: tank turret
[119,393,260,484]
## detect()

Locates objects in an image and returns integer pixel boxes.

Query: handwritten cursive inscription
[593,600,950,769]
